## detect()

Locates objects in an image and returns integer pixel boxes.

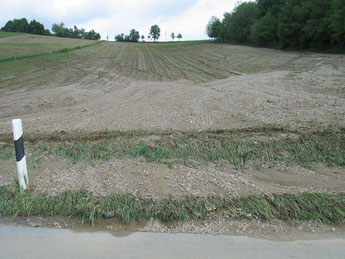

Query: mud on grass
[1,129,344,169]
[0,183,344,225]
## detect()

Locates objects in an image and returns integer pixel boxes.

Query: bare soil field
[0,35,344,236]
[0,39,344,133]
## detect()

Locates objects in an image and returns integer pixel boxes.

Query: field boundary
[0,41,102,64]
[0,126,343,143]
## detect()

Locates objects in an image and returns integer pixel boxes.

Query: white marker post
[12,119,28,190]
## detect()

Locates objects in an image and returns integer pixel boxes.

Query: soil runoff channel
[1,225,345,259]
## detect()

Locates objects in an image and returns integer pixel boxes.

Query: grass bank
[0,184,344,224]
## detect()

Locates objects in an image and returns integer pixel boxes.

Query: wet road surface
[1,225,345,258]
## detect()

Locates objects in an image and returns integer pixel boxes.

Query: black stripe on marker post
[14,135,25,162]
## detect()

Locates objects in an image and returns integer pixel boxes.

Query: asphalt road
[1,225,345,258]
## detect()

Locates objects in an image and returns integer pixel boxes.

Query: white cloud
[0,0,250,40]
[158,0,241,40]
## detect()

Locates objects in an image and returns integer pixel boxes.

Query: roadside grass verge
[0,184,344,224]
[0,129,344,169]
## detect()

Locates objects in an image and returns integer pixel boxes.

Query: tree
[129,29,140,42]
[206,16,223,39]
[28,19,45,35]
[85,29,101,40]
[1,18,50,35]
[52,23,100,40]
[44,29,51,36]
[170,32,175,40]
[141,35,145,42]
[250,0,285,46]
[277,0,308,48]
[79,28,86,39]
[115,29,140,42]
[223,2,260,43]
[301,0,332,49]
[149,25,160,41]
[250,12,278,45]
[1,18,29,33]
[1,20,14,32]
[52,23,70,37]
[70,25,79,38]
[204,0,344,50]
[115,33,125,41]
[177,33,182,40]
[328,0,345,48]
[256,0,285,17]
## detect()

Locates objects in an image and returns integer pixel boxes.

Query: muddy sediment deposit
[1,38,345,237]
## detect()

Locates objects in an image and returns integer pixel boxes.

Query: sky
[0,0,250,41]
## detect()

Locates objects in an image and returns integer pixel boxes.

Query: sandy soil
[0,51,344,133]
[1,157,344,199]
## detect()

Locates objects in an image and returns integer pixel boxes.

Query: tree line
[1,18,101,40]
[51,23,100,40]
[1,18,50,36]
[115,25,182,42]
[206,0,345,50]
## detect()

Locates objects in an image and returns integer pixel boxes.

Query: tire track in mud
[147,47,175,80]
[0,41,315,90]
[0,127,301,143]
[149,48,186,80]
[86,43,234,82]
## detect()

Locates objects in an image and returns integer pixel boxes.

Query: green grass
[0,42,101,64]
[0,144,14,160]
[0,31,23,38]
[0,33,99,59]
[38,132,345,169]
[0,183,344,224]
[1,130,344,169]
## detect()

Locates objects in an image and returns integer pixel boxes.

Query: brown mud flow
[1,127,344,198]
[1,215,345,242]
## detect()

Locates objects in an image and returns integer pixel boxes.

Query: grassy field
[0,32,98,60]
[0,31,24,38]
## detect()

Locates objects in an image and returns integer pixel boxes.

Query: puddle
[0,215,150,238]
[154,164,171,179]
